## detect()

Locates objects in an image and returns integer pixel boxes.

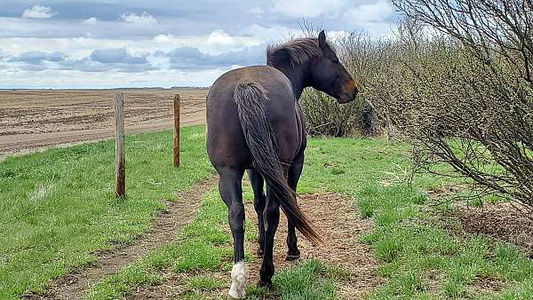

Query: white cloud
[238,24,294,43]
[207,30,234,46]
[271,0,347,18]
[81,17,98,25]
[151,32,260,55]
[343,0,394,23]
[119,12,157,25]
[0,0,399,88]
[334,0,396,37]
[248,7,264,16]
[0,68,225,88]
[0,30,262,62]
[22,5,55,19]
[146,53,170,70]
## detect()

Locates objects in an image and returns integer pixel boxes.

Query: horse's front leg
[218,167,248,299]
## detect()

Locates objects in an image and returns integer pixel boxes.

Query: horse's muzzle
[338,86,358,104]
[337,79,358,104]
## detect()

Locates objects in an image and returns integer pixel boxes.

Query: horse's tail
[233,81,322,246]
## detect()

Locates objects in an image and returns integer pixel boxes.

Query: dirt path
[128,192,381,299]
[23,176,217,300]
[256,193,382,299]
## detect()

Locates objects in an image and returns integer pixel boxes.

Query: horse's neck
[273,63,311,100]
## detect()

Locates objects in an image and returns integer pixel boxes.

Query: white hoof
[228,261,248,299]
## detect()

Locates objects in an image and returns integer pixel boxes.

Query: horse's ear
[318,30,327,50]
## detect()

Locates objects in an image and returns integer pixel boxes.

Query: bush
[376,0,533,211]
[300,88,376,137]
[300,2,533,212]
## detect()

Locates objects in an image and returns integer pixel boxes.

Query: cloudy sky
[0,0,397,88]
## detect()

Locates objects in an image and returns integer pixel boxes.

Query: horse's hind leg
[286,153,304,261]
[247,168,266,256]
[259,184,281,287]
[218,167,248,299]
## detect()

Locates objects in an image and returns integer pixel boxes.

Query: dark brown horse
[206,30,357,298]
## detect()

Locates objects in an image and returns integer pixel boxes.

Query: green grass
[273,260,337,300]
[84,189,231,299]
[85,189,338,300]
[82,136,425,300]
[3,129,533,299]
[247,260,338,300]
[294,137,533,300]
[0,126,214,299]
[82,149,354,299]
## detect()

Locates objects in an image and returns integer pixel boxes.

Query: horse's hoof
[285,254,300,261]
[229,288,246,299]
[285,251,300,261]
[229,261,248,299]
[256,248,264,257]
[258,279,273,289]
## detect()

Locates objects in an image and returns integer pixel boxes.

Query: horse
[206,30,357,299]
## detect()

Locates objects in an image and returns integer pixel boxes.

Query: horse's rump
[233,81,322,245]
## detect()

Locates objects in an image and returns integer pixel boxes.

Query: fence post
[173,94,180,168]
[114,92,126,198]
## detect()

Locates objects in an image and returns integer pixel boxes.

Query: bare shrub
[297,2,533,211]
[381,0,533,211]
[300,88,369,137]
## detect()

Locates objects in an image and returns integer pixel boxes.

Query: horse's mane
[267,38,324,68]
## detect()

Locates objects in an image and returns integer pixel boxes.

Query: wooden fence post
[173,94,180,168]
[115,92,126,198]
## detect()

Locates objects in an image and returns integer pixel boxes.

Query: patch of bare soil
[468,276,507,294]
[428,184,533,255]
[22,176,217,300]
[427,184,469,201]
[456,202,533,252]
[128,271,228,300]
[129,192,381,300]
[0,88,208,156]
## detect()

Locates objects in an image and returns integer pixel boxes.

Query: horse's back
[208,66,293,103]
[206,66,301,169]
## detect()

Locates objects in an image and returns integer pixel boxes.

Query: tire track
[22,176,217,300]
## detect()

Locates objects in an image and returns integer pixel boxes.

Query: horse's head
[310,30,358,104]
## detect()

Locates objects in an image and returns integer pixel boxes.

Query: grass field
[0,126,214,299]
[1,125,533,299]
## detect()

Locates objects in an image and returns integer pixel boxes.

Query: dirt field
[0,88,208,155]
